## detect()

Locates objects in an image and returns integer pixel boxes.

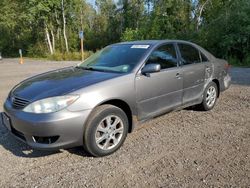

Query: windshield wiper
[76,65,121,73]
[76,66,111,73]
[76,66,95,71]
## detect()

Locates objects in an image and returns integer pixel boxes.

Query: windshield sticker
[131,45,150,49]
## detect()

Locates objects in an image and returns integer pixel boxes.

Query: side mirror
[141,64,161,75]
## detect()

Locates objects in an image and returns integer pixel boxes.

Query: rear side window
[146,44,178,69]
[200,52,209,62]
[178,44,201,65]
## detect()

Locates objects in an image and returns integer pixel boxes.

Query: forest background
[0,0,249,66]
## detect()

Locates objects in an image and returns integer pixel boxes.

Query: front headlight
[23,95,79,114]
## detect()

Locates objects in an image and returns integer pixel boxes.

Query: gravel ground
[0,58,249,187]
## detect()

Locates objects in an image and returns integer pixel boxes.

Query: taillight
[224,63,231,72]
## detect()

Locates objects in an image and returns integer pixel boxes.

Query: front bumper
[3,99,92,150]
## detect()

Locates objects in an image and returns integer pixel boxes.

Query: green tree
[197,0,250,62]
[0,0,249,65]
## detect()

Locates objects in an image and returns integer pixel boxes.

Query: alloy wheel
[206,86,217,108]
[95,115,124,150]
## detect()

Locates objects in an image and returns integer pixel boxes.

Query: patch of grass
[23,50,94,62]
[47,51,94,61]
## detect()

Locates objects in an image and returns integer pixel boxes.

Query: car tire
[199,81,218,111]
[83,104,129,157]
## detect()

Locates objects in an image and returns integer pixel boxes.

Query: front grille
[33,136,59,144]
[11,96,30,109]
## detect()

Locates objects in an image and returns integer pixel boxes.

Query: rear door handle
[205,67,211,72]
[176,73,181,79]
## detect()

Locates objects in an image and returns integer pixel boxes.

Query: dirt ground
[0,58,249,187]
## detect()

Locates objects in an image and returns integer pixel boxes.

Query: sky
[87,0,119,7]
[86,0,95,6]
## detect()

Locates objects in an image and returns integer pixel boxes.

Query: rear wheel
[199,82,218,111]
[83,105,128,157]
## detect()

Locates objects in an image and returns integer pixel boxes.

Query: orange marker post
[81,37,84,62]
[79,31,84,62]
[19,49,24,64]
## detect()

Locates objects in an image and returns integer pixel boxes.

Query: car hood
[11,67,121,101]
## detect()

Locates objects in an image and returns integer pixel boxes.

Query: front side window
[178,43,201,65]
[146,44,178,69]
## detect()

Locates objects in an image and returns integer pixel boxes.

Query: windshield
[78,44,150,73]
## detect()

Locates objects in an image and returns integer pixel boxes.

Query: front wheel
[83,105,128,157]
[199,82,218,111]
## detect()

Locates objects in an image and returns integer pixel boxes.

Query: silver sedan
[3,40,231,157]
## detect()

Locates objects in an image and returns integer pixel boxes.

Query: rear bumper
[3,99,92,150]
[220,74,231,92]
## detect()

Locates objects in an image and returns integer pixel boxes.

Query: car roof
[116,39,196,46]
[114,39,216,61]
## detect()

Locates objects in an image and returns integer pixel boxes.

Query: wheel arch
[98,99,134,133]
[212,79,220,97]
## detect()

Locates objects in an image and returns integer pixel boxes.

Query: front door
[136,43,183,120]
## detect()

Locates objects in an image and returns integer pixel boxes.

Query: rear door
[136,43,183,120]
[177,43,206,105]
